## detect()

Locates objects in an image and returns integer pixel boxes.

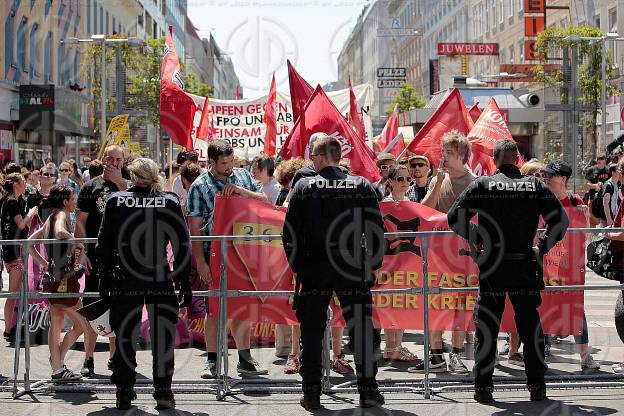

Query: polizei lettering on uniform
[311,179,358,189]
[487,181,536,192]
[116,196,166,208]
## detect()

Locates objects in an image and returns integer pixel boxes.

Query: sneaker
[284,354,301,374]
[508,353,525,367]
[544,343,551,358]
[275,345,291,358]
[612,362,624,373]
[331,353,354,374]
[200,360,217,379]
[51,367,82,383]
[552,335,563,344]
[407,357,447,373]
[237,359,269,375]
[448,352,470,374]
[474,388,494,404]
[359,389,385,408]
[154,391,176,410]
[581,354,600,370]
[116,389,137,410]
[107,358,114,371]
[80,357,95,377]
[499,342,510,355]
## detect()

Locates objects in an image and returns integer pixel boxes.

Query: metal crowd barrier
[2,227,624,400]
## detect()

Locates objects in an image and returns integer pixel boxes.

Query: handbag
[41,254,82,307]
[586,234,623,281]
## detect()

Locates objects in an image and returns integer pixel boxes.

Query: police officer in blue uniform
[447,139,568,403]
[283,134,386,409]
[97,158,191,410]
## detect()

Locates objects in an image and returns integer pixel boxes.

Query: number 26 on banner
[233,222,283,247]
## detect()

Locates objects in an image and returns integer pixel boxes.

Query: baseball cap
[408,154,430,165]
[541,160,572,178]
[376,152,396,167]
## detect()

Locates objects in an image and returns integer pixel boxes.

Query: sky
[187,0,370,99]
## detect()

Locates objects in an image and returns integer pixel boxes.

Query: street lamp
[60,35,147,146]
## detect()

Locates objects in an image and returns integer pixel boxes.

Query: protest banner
[207,197,585,335]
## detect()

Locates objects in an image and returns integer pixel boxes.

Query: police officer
[97,158,191,410]
[447,139,568,403]
[283,134,386,409]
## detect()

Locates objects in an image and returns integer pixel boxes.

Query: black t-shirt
[586,166,610,197]
[1,196,27,261]
[77,176,119,254]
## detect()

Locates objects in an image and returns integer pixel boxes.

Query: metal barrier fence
[2,227,624,400]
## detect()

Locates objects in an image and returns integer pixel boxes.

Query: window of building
[87,0,91,35]
[480,3,484,36]
[499,0,504,24]
[112,17,115,33]
[17,17,27,72]
[609,7,617,31]
[492,0,496,29]
[99,5,103,33]
[508,0,513,17]
[106,11,109,34]
[518,40,524,63]
[500,49,506,63]
[485,0,489,32]
[594,14,600,29]
[509,45,514,63]
[29,22,38,76]
[519,0,523,12]
[44,31,52,83]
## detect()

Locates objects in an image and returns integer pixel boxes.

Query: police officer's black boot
[154,390,176,410]
[529,384,547,401]
[473,387,494,404]
[115,388,137,410]
[300,383,322,410]
[359,386,385,408]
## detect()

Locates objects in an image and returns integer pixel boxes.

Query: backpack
[591,181,613,220]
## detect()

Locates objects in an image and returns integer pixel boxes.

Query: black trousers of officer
[109,282,179,395]
[295,272,381,391]
[473,284,547,390]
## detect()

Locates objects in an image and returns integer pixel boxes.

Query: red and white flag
[348,76,366,141]
[381,132,406,156]
[405,88,473,166]
[468,103,482,123]
[263,74,277,156]
[196,96,215,140]
[287,59,314,123]
[160,25,195,150]
[279,85,380,182]
[375,105,399,153]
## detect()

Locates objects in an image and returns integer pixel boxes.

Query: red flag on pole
[374,105,399,152]
[381,133,406,157]
[263,74,277,156]
[287,59,314,123]
[348,76,366,141]
[279,85,380,182]
[160,25,195,150]
[196,96,215,140]
[468,103,482,123]
[235,85,241,100]
[405,88,473,167]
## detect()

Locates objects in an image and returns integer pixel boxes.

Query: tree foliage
[532,25,621,160]
[388,83,426,114]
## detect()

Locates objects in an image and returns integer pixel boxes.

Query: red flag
[348,77,366,141]
[196,96,215,140]
[263,74,277,156]
[381,133,406,157]
[160,26,195,150]
[467,150,497,176]
[468,103,482,123]
[406,88,473,166]
[468,98,513,154]
[235,85,240,100]
[375,105,399,152]
[279,85,380,182]
[287,59,314,123]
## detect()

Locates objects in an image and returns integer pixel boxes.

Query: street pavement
[0,270,623,415]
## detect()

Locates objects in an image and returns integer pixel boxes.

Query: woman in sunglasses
[380,164,419,362]
[57,161,81,195]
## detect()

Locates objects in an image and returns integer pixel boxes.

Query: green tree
[182,72,213,97]
[388,83,425,114]
[533,25,621,160]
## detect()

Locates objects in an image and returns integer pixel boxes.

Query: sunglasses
[393,176,411,183]
[379,164,392,170]
[533,172,542,178]
[41,173,56,177]
[410,162,427,168]
[59,169,70,172]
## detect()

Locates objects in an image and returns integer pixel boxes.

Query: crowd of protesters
[0,133,623,382]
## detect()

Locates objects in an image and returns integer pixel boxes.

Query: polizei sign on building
[437,43,499,56]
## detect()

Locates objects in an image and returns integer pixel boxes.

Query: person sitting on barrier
[381,165,419,362]
[187,140,269,379]
[1,173,38,340]
[28,185,89,382]
[541,160,601,371]
[448,139,568,403]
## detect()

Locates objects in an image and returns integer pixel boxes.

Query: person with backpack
[601,164,622,227]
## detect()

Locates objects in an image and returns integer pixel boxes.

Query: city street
[0,271,623,415]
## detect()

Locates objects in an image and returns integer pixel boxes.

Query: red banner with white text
[209,197,584,334]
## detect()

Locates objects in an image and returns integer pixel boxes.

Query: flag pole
[169,139,173,181]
